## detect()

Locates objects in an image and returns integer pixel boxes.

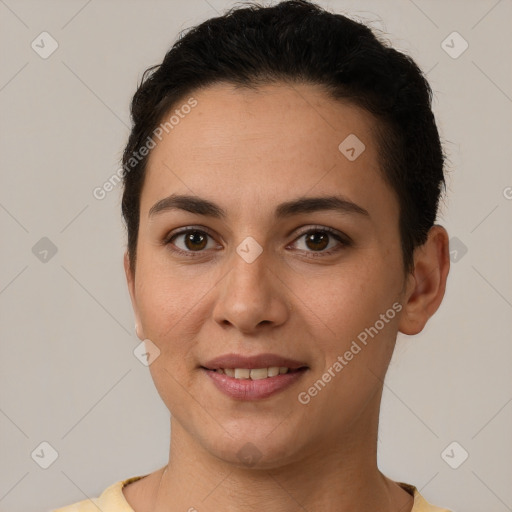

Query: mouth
[200,352,309,400]
[200,366,308,380]
[200,364,309,400]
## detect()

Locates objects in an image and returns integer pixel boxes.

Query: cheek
[292,255,401,336]
[136,266,210,412]
[293,263,400,425]
[290,257,403,400]
[135,259,210,350]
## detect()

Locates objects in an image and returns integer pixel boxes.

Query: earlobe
[398,225,450,336]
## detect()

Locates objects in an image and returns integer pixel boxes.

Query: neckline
[118,476,419,509]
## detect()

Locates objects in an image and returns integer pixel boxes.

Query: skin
[122,82,450,512]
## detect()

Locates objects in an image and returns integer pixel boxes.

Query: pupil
[186,231,207,251]
[306,232,328,251]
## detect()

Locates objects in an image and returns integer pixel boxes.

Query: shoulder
[398,482,453,512]
[50,475,145,512]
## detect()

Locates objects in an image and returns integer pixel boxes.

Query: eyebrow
[148,194,369,219]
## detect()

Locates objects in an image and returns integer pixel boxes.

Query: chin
[204,428,305,470]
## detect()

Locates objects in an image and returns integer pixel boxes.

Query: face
[125,82,410,468]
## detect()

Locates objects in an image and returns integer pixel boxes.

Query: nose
[212,247,291,334]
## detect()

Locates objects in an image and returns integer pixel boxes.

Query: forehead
[140,81,397,222]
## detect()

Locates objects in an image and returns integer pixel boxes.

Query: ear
[124,251,144,340]
[398,225,450,335]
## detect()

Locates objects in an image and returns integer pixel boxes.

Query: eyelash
[163,225,351,259]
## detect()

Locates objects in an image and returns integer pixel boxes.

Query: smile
[201,366,308,400]
[214,367,292,379]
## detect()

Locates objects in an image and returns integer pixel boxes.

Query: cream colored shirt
[52,475,453,511]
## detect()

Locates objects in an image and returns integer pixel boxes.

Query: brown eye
[184,231,208,251]
[291,227,350,256]
[167,229,217,253]
[304,232,329,251]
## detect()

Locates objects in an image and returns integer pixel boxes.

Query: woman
[54,1,452,510]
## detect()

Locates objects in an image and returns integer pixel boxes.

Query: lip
[202,367,308,400]
[201,352,308,370]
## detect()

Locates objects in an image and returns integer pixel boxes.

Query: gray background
[0,1,511,511]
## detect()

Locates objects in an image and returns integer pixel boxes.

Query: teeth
[215,367,291,379]
[250,368,268,380]
[267,366,280,377]
[234,368,251,379]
